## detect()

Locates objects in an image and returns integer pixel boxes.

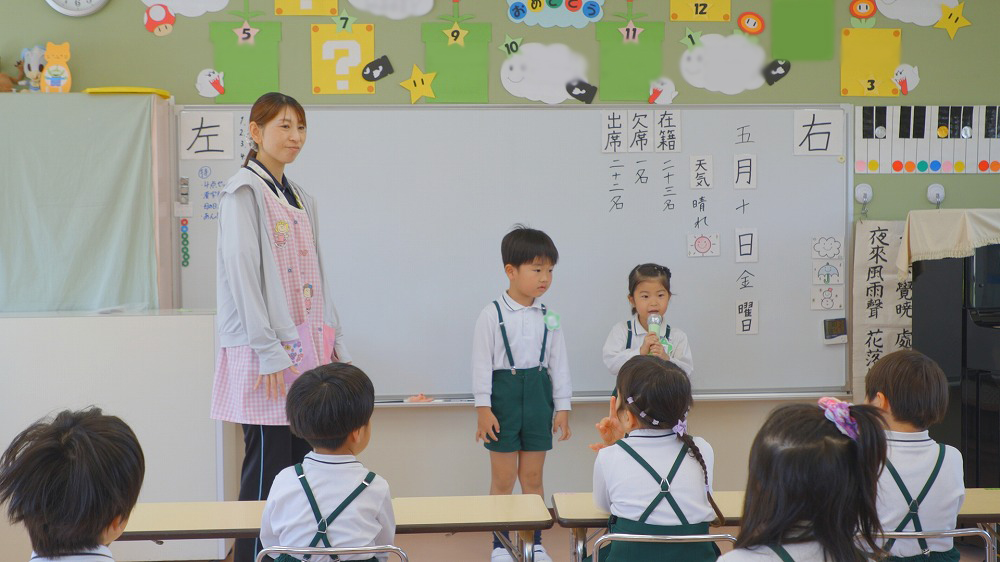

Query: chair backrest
[591,532,737,562]
[255,545,408,562]
[878,528,995,561]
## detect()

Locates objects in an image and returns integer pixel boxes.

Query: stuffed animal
[0,58,25,92]
[41,42,71,93]
[18,46,45,92]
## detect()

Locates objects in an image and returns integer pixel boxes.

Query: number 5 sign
[669,0,730,22]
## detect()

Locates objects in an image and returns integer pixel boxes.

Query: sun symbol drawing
[688,233,720,257]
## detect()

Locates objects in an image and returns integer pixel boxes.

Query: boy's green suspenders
[275,464,377,562]
[492,301,549,374]
[883,444,947,553]
[625,321,632,349]
[614,440,691,524]
[766,544,795,562]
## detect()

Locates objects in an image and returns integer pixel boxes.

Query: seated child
[0,408,145,562]
[866,350,964,561]
[260,363,395,562]
[719,399,887,561]
[590,356,723,562]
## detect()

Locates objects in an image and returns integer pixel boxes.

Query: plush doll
[18,46,45,92]
[0,58,25,92]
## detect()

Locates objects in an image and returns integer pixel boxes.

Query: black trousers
[234,424,312,562]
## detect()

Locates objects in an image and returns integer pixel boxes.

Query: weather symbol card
[812,286,845,310]
[812,236,843,259]
[813,259,844,285]
[688,233,720,257]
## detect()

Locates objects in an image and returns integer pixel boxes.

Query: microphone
[646,314,663,355]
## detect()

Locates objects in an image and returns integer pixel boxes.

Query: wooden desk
[121,495,553,560]
[552,489,1000,562]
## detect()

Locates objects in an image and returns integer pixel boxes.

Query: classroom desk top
[552,489,1000,528]
[121,495,553,541]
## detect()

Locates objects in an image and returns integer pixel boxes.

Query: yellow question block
[276,0,338,16]
[310,23,376,95]
[841,28,901,97]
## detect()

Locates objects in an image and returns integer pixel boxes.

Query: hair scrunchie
[818,396,859,440]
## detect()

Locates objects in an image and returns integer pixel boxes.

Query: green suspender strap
[539,304,549,366]
[280,464,377,561]
[493,301,517,374]
[766,545,795,562]
[615,441,691,525]
[882,444,947,553]
[625,321,632,349]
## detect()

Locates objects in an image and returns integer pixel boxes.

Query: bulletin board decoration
[840,28,901,97]
[595,0,664,102]
[311,21,376,95]
[422,0,492,103]
[210,3,281,104]
[275,0,338,16]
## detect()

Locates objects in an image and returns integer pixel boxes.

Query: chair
[255,545,409,562]
[879,528,996,560]
[590,532,737,562]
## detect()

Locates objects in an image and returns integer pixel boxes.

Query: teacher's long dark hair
[736,403,887,561]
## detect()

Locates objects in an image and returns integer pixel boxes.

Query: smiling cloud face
[679,33,765,95]
[347,0,434,19]
[500,42,588,104]
[142,0,227,17]
[875,0,958,26]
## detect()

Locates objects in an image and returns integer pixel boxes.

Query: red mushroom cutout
[144,4,176,36]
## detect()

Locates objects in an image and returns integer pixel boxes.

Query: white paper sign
[794,109,844,156]
[813,259,844,285]
[737,300,759,334]
[690,155,713,189]
[627,110,653,153]
[179,111,233,160]
[735,228,759,263]
[601,110,626,153]
[688,233,720,257]
[733,154,757,189]
[654,109,681,152]
[812,285,845,310]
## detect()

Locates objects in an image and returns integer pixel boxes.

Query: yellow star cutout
[443,21,469,46]
[859,75,882,96]
[400,64,436,104]
[934,2,970,40]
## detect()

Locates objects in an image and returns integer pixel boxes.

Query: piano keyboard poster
[855,105,1000,173]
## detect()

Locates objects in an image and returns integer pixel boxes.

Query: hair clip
[818,397,859,440]
[627,396,661,426]
[672,410,689,436]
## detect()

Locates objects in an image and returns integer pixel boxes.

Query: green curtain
[0,94,157,311]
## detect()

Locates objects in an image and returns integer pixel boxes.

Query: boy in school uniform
[866,349,965,561]
[472,225,572,562]
[260,363,394,562]
[0,408,145,562]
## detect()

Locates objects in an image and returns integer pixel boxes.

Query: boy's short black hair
[0,408,145,556]
[865,349,949,429]
[286,363,375,450]
[501,224,559,267]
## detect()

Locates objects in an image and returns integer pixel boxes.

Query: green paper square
[421,23,493,104]
[210,22,282,104]
[771,0,835,61]
[595,22,665,102]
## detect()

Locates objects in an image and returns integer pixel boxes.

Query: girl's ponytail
[847,403,888,555]
[678,432,725,526]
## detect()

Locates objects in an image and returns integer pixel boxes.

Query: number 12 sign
[669,0,730,22]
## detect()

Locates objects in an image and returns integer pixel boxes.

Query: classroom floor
[218,526,990,561]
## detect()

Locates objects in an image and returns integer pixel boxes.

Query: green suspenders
[492,300,549,374]
[625,321,632,349]
[615,440,691,524]
[284,464,377,561]
[766,544,795,562]
[883,444,947,553]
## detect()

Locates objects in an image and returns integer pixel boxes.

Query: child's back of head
[865,349,948,430]
[737,400,887,561]
[286,362,375,451]
[0,408,145,557]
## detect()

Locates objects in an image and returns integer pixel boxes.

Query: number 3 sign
[669,0,731,22]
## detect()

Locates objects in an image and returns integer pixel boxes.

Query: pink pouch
[323,323,337,363]
[281,323,319,384]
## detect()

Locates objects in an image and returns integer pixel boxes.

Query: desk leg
[978,523,998,560]
[573,528,588,562]
[517,530,535,562]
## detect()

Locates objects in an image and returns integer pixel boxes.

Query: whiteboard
[177,105,851,397]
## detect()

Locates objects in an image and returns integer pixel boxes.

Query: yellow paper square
[669,0,732,22]
[276,0,338,16]
[840,28,901,97]
[311,24,376,95]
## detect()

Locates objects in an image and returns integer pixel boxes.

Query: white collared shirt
[875,430,964,557]
[260,452,395,562]
[471,292,572,411]
[30,545,114,562]
[593,429,715,526]
[602,315,693,378]
[718,542,826,561]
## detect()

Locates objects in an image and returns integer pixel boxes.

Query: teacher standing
[210,92,350,562]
